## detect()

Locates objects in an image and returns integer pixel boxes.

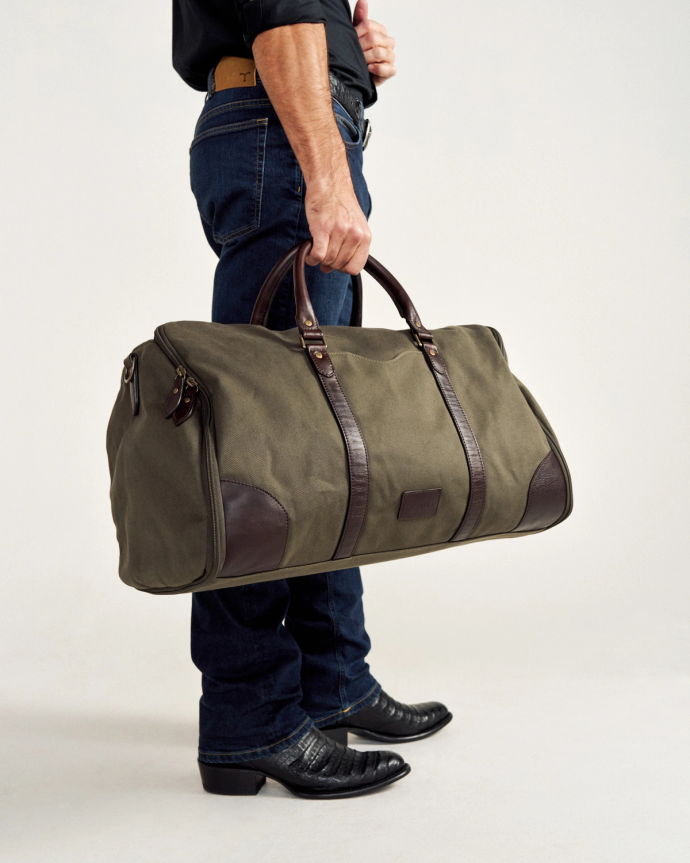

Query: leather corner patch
[219,480,289,578]
[513,450,567,532]
[398,488,441,520]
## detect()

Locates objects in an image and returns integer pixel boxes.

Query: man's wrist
[298,130,350,186]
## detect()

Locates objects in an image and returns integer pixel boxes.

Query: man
[172,0,452,799]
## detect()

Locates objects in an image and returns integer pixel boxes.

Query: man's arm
[253,24,371,275]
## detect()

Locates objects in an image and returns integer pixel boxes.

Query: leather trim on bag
[218,481,289,578]
[418,343,486,542]
[172,387,197,426]
[306,344,369,560]
[398,488,441,520]
[512,450,567,532]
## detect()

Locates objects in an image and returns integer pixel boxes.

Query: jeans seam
[208,121,268,244]
[326,574,349,709]
[199,716,312,759]
[196,99,273,134]
[335,113,361,150]
[190,118,267,151]
[280,159,305,330]
[243,585,273,746]
[314,681,381,725]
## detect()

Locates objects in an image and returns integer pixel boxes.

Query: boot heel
[198,760,267,796]
[321,727,349,745]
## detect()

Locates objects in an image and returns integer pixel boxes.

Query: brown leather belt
[212,56,371,149]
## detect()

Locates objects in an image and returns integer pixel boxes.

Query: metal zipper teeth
[153,326,224,591]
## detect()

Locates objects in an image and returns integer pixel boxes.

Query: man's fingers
[329,224,369,274]
[368,62,396,81]
[358,30,394,51]
[352,0,369,27]
[340,229,371,275]
[362,45,395,65]
[306,231,329,266]
[316,222,348,271]
[355,19,387,38]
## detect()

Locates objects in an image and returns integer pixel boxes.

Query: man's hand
[353,0,396,86]
[253,24,370,275]
[305,178,371,275]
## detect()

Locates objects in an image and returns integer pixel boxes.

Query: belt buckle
[362,118,372,151]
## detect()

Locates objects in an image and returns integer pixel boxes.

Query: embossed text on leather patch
[215,57,257,90]
[398,488,441,520]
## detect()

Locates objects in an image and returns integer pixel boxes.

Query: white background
[1,0,689,860]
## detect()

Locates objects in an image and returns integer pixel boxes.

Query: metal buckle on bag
[123,354,137,384]
[300,333,327,350]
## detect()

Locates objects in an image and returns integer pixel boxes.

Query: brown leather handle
[250,241,362,329]
[249,240,431,342]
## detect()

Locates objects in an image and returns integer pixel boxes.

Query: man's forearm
[253,24,348,190]
[253,23,370,274]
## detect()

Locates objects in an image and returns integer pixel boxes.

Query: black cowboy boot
[197,726,410,799]
[321,690,452,745]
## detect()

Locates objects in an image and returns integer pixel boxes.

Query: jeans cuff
[198,716,314,765]
[312,680,381,728]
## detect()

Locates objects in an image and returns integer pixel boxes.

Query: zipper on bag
[152,326,225,592]
[164,364,200,424]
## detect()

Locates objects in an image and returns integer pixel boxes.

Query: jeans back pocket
[190,118,268,245]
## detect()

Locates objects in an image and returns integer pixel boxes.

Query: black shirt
[172,0,377,107]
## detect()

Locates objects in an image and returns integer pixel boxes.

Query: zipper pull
[164,366,187,418]
[172,377,198,426]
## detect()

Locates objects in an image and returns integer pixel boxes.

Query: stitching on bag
[220,480,289,564]
[327,350,417,364]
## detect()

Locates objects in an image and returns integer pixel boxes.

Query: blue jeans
[189,67,379,764]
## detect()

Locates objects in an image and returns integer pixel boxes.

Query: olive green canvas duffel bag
[107,241,572,595]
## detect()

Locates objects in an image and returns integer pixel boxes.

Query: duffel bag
[107,240,572,594]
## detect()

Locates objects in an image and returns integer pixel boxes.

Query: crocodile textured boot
[198,726,410,799]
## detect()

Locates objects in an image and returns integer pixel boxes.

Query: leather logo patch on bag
[398,488,441,520]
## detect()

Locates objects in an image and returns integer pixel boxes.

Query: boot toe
[379,749,407,778]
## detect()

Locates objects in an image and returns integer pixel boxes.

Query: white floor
[2,676,688,863]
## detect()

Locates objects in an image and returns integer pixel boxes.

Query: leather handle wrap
[249,240,424,336]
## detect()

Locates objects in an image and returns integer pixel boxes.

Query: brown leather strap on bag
[251,240,486,549]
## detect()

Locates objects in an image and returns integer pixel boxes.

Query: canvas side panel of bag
[106,340,216,592]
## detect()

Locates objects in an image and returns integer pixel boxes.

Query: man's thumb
[353,0,369,27]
